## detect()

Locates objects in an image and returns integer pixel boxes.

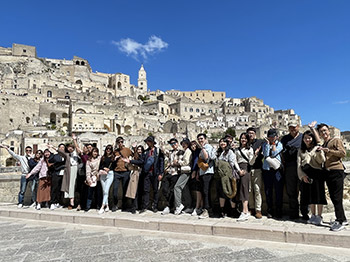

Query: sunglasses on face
[170,143,176,146]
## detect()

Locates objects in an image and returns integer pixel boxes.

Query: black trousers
[182,178,192,208]
[325,170,347,223]
[200,173,213,210]
[143,172,159,209]
[75,174,88,209]
[113,171,130,209]
[50,173,63,205]
[263,169,284,214]
[161,173,179,208]
[284,164,308,217]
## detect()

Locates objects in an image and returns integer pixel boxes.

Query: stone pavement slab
[0,203,349,249]
[0,217,350,262]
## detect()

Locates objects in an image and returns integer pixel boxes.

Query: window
[81,61,85,66]
[190,108,193,112]
[47,91,52,97]
[23,49,26,53]
[196,109,200,113]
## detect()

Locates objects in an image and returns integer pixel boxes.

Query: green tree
[225,127,236,138]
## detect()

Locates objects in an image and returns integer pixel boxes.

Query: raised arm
[308,121,321,144]
[72,134,82,155]
[0,144,21,161]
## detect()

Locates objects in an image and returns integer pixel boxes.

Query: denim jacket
[262,141,283,171]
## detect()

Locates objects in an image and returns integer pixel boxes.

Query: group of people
[0,121,348,231]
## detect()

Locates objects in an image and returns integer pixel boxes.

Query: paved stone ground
[0,217,349,262]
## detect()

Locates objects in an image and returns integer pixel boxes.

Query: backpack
[143,148,159,173]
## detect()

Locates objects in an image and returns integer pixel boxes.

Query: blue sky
[1,0,349,131]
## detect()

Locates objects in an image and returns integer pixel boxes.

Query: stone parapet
[0,205,349,248]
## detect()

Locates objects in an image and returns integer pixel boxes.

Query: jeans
[174,173,190,208]
[86,182,102,210]
[18,174,28,204]
[113,171,130,209]
[29,176,39,203]
[100,171,114,206]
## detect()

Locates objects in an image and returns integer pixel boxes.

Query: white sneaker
[55,204,63,209]
[29,202,36,208]
[17,203,23,209]
[174,204,184,215]
[161,206,170,215]
[198,209,209,219]
[105,206,109,212]
[237,212,250,222]
[50,204,57,210]
[191,209,198,216]
[343,220,349,226]
[308,215,316,224]
[36,204,41,210]
[313,215,323,225]
[98,207,105,215]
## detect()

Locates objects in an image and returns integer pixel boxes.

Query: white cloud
[334,100,349,104]
[112,35,168,61]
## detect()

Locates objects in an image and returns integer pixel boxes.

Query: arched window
[75,80,83,85]
[47,91,52,97]
[81,61,85,66]
[189,108,193,112]
[76,61,80,65]
[196,108,200,113]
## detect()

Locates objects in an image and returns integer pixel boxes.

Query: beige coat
[297,147,326,180]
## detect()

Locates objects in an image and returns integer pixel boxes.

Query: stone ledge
[0,205,349,248]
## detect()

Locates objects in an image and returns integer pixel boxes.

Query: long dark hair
[88,147,99,161]
[239,132,250,149]
[103,144,114,158]
[134,145,145,160]
[300,130,317,152]
[217,138,231,157]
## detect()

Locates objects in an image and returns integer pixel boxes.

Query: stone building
[2,43,346,167]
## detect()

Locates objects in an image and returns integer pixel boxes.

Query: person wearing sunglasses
[112,137,133,212]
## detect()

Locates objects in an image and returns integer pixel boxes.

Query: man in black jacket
[247,127,264,219]
[281,121,308,220]
[124,136,164,213]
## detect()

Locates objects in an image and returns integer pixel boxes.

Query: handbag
[180,165,191,173]
[265,156,281,170]
[197,157,209,171]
